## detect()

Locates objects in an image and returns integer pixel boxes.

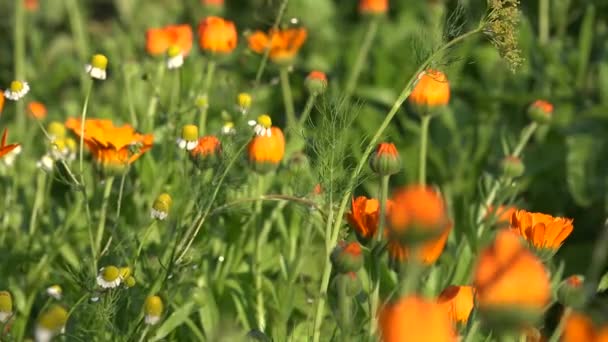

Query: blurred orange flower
[146,24,193,56]
[65,118,153,173]
[563,312,608,342]
[24,0,38,11]
[27,101,47,120]
[474,230,550,315]
[359,0,388,14]
[487,205,517,226]
[386,223,451,264]
[510,209,573,251]
[0,129,20,159]
[248,28,307,64]
[387,185,448,236]
[408,69,450,111]
[202,0,223,6]
[438,285,475,324]
[198,16,237,54]
[379,295,456,342]
[190,135,221,158]
[247,127,285,173]
[0,90,4,115]
[346,196,379,240]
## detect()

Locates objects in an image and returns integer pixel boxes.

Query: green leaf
[566,134,598,206]
[150,302,196,341]
[598,272,608,292]
[576,5,595,88]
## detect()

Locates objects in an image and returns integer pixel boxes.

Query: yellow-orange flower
[202,0,223,6]
[248,28,307,64]
[509,209,573,251]
[27,101,47,120]
[24,0,38,11]
[563,312,608,342]
[386,223,451,264]
[247,126,285,173]
[346,196,380,240]
[146,24,193,56]
[198,16,238,54]
[0,90,4,115]
[438,285,475,324]
[379,295,456,342]
[387,185,449,237]
[189,135,221,169]
[473,230,550,316]
[0,129,20,159]
[359,0,388,14]
[487,205,517,227]
[408,69,450,112]
[65,118,153,173]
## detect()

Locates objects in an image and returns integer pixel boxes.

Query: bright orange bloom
[379,295,456,342]
[359,0,388,14]
[247,127,285,173]
[0,90,4,115]
[408,69,450,109]
[0,129,20,159]
[510,209,573,251]
[146,24,193,56]
[346,196,379,240]
[190,135,221,158]
[386,223,451,264]
[563,312,608,342]
[531,100,553,115]
[474,230,550,311]
[248,28,307,63]
[438,285,475,324]
[202,0,223,6]
[487,205,517,226]
[387,185,448,235]
[27,101,47,120]
[198,16,237,54]
[65,118,153,173]
[24,0,38,11]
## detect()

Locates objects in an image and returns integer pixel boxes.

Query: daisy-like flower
[151,193,172,220]
[166,45,184,70]
[221,121,235,135]
[35,305,68,342]
[47,121,66,142]
[0,291,12,323]
[96,266,122,289]
[177,124,199,150]
[36,154,55,172]
[144,295,164,325]
[85,54,109,80]
[46,285,63,300]
[248,114,273,137]
[4,80,30,101]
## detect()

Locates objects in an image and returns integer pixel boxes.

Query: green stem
[254,0,290,87]
[137,326,150,342]
[298,94,318,128]
[14,0,25,132]
[124,66,138,126]
[584,219,608,299]
[280,67,297,130]
[78,81,93,181]
[145,61,165,132]
[28,172,47,236]
[344,18,379,99]
[254,175,267,331]
[376,176,389,244]
[539,0,550,45]
[418,115,432,185]
[310,27,482,342]
[65,0,89,90]
[95,177,115,256]
[134,221,157,267]
[199,60,216,134]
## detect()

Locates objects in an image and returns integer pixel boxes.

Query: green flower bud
[528,100,553,124]
[500,155,524,178]
[330,241,363,273]
[369,142,401,176]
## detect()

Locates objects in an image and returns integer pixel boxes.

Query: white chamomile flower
[221,122,235,135]
[167,46,184,70]
[85,54,108,80]
[35,305,68,342]
[37,154,54,172]
[96,265,122,289]
[248,114,272,137]
[177,124,199,150]
[46,285,63,300]
[151,193,172,220]
[0,291,12,323]
[4,80,30,101]
[144,295,164,325]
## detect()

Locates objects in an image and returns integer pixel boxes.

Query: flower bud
[528,100,553,124]
[305,71,328,95]
[237,92,252,113]
[359,0,388,15]
[86,54,108,80]
[330,241,363,273]
[151,193,172,220]
[500,155,524,178]
[144,295,164,325]
[178,124,199,150]
[369,142,401,176]
[189,135,221,169]
[46,285,63,300]
[47,121,66,141]
[0,291,12,323]
[557,275,586,309]
[125,276,136,288]
[333,272,362,297]
[36,305,68,342]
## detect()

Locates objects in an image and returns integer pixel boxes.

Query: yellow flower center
[181,124,199,141]
[10,81,23,92]
[167,45,181,58]
[257,114,272,128]
[101,266,120,281]
[145,295,164,316]
[48,122,66,139]
[38,305,68,331]
[0,291,12,312]
[224,122,234,129]
[91,54,108,70]
[53,138,66,151]
[65,138,77,151]
[238,93,252,109]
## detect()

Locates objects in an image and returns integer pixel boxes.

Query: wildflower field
[2,0,608,340]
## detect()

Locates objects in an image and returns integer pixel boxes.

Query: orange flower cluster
[65,118,153,173]
[563,312,608,342]
[0,129,19,159]
[509,209,573,251]
[248,28,307,64]
[146,24,193,56]
[198,16,237,54]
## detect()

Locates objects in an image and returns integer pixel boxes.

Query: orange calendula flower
[189,135,221,169]
[198,16,238,54]
[379,295,456,342]
[0,90,4,115]
[528,99,554,124]
[65,118,153,174]
[369,142,401,176]
[563,312,608,342]
[247,126,285,173]
[386,223,451,264]
[248,28,307,64]
[408,69,450,114]
[346,196,380,240]
[24,0,39,11]
[202,0,223,6]
[486,205,517,227]
[474,230,550,327]
[438,285,475,324]
[387,185,449,239]
[359,0,388,14]
[510,209,573,251]
[146,24,193,56]
[0,129,20,159]
[305,71,328,94]
[27,101,47,120]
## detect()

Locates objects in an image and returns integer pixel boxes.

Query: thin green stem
[368,176,389,338]
[95,177,115,256]
[345,18,379,99]
[584,219,608,299]
[254,175,267,331]
[65,0,89,90]
[253,0,290,87]
[199,60,216,134]
[28,172,47,236]
[124,66,138,126]
[280,67,297,130]
[78,81,93,182]
[418,115,432,185]
[539,0,550,45]
[134,221,157,267]
[310,27,482,342]
[298,93,318,128]
[376,176,389,244]
[145,61,165,132]
[14,0,25,132]
[137,326,150,342]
